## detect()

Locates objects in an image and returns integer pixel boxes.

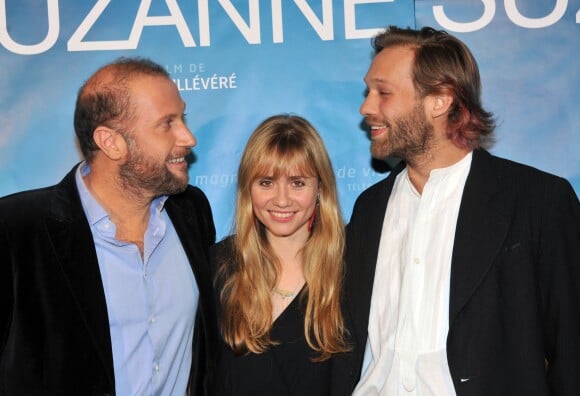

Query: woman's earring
[308,195,319,232]
[307,209,316,232]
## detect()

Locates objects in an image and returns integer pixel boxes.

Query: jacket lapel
[165,190,216,396]
[46,167,115,384]
[165,193,213,295]
[449,150,509,324]
[346,163,404,345]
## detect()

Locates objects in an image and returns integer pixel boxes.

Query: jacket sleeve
[541,178,580,394]
[0,219,13,360]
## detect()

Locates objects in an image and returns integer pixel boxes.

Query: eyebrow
[257,174,313,180]
[163,102,187,120]
[365,75,391,84]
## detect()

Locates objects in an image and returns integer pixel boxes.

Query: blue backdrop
[1,0,578,240]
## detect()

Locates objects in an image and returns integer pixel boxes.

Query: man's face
[360,46,434,161]
[119,75,196,197]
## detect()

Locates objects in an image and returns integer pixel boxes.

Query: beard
[119,133,189,197]
[371,103,435,162]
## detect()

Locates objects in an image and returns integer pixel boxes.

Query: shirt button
[414,257,421,264]
[154,363,159,372]
[150,316,156,324]
[403,373,416,392]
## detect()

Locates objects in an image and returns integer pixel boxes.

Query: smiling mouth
[270,211,295,219]
[167,156,186,164]
[370,125,387,138]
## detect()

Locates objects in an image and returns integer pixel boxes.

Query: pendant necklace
[272,287,297,299]
[272,281,303,299]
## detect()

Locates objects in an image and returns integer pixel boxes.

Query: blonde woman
[212,114,350,395]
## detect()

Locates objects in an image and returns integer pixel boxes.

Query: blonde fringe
[217,114,351,360]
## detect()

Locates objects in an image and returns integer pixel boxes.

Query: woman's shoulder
[211,235,237,286]
[211,235,235,259]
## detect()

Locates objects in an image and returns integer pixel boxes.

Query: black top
[212,239,334,396]
[215,290,333,396]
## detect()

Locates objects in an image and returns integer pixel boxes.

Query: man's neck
[406,144,472,194]
[83,167,153,257]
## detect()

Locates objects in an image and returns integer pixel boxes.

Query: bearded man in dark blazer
[0,58,217,395]
[344,26,580,395]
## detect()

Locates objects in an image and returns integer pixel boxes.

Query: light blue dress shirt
[76,163,199,396]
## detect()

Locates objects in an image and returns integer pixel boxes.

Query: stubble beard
[119,134,189,198]
[371,103,435,164]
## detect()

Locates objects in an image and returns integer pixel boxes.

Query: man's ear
[92,126,126,161]
[430,91,454,119]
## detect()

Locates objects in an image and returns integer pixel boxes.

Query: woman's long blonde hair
[217,114,349,361]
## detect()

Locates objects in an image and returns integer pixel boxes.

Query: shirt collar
[75,161,169,226]
[428,151,473,181]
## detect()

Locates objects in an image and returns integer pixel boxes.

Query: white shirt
[354,152,472,396]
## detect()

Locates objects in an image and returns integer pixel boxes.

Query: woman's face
[250,169,319,244]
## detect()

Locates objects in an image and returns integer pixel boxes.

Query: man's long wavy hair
[372,26,496,150]
[217,114,349,361]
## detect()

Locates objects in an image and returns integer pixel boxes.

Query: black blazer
[0,165,217,396]
[343,149,580,395]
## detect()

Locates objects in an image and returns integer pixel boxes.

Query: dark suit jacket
[0,165,217,396]
[343,149,580,395]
